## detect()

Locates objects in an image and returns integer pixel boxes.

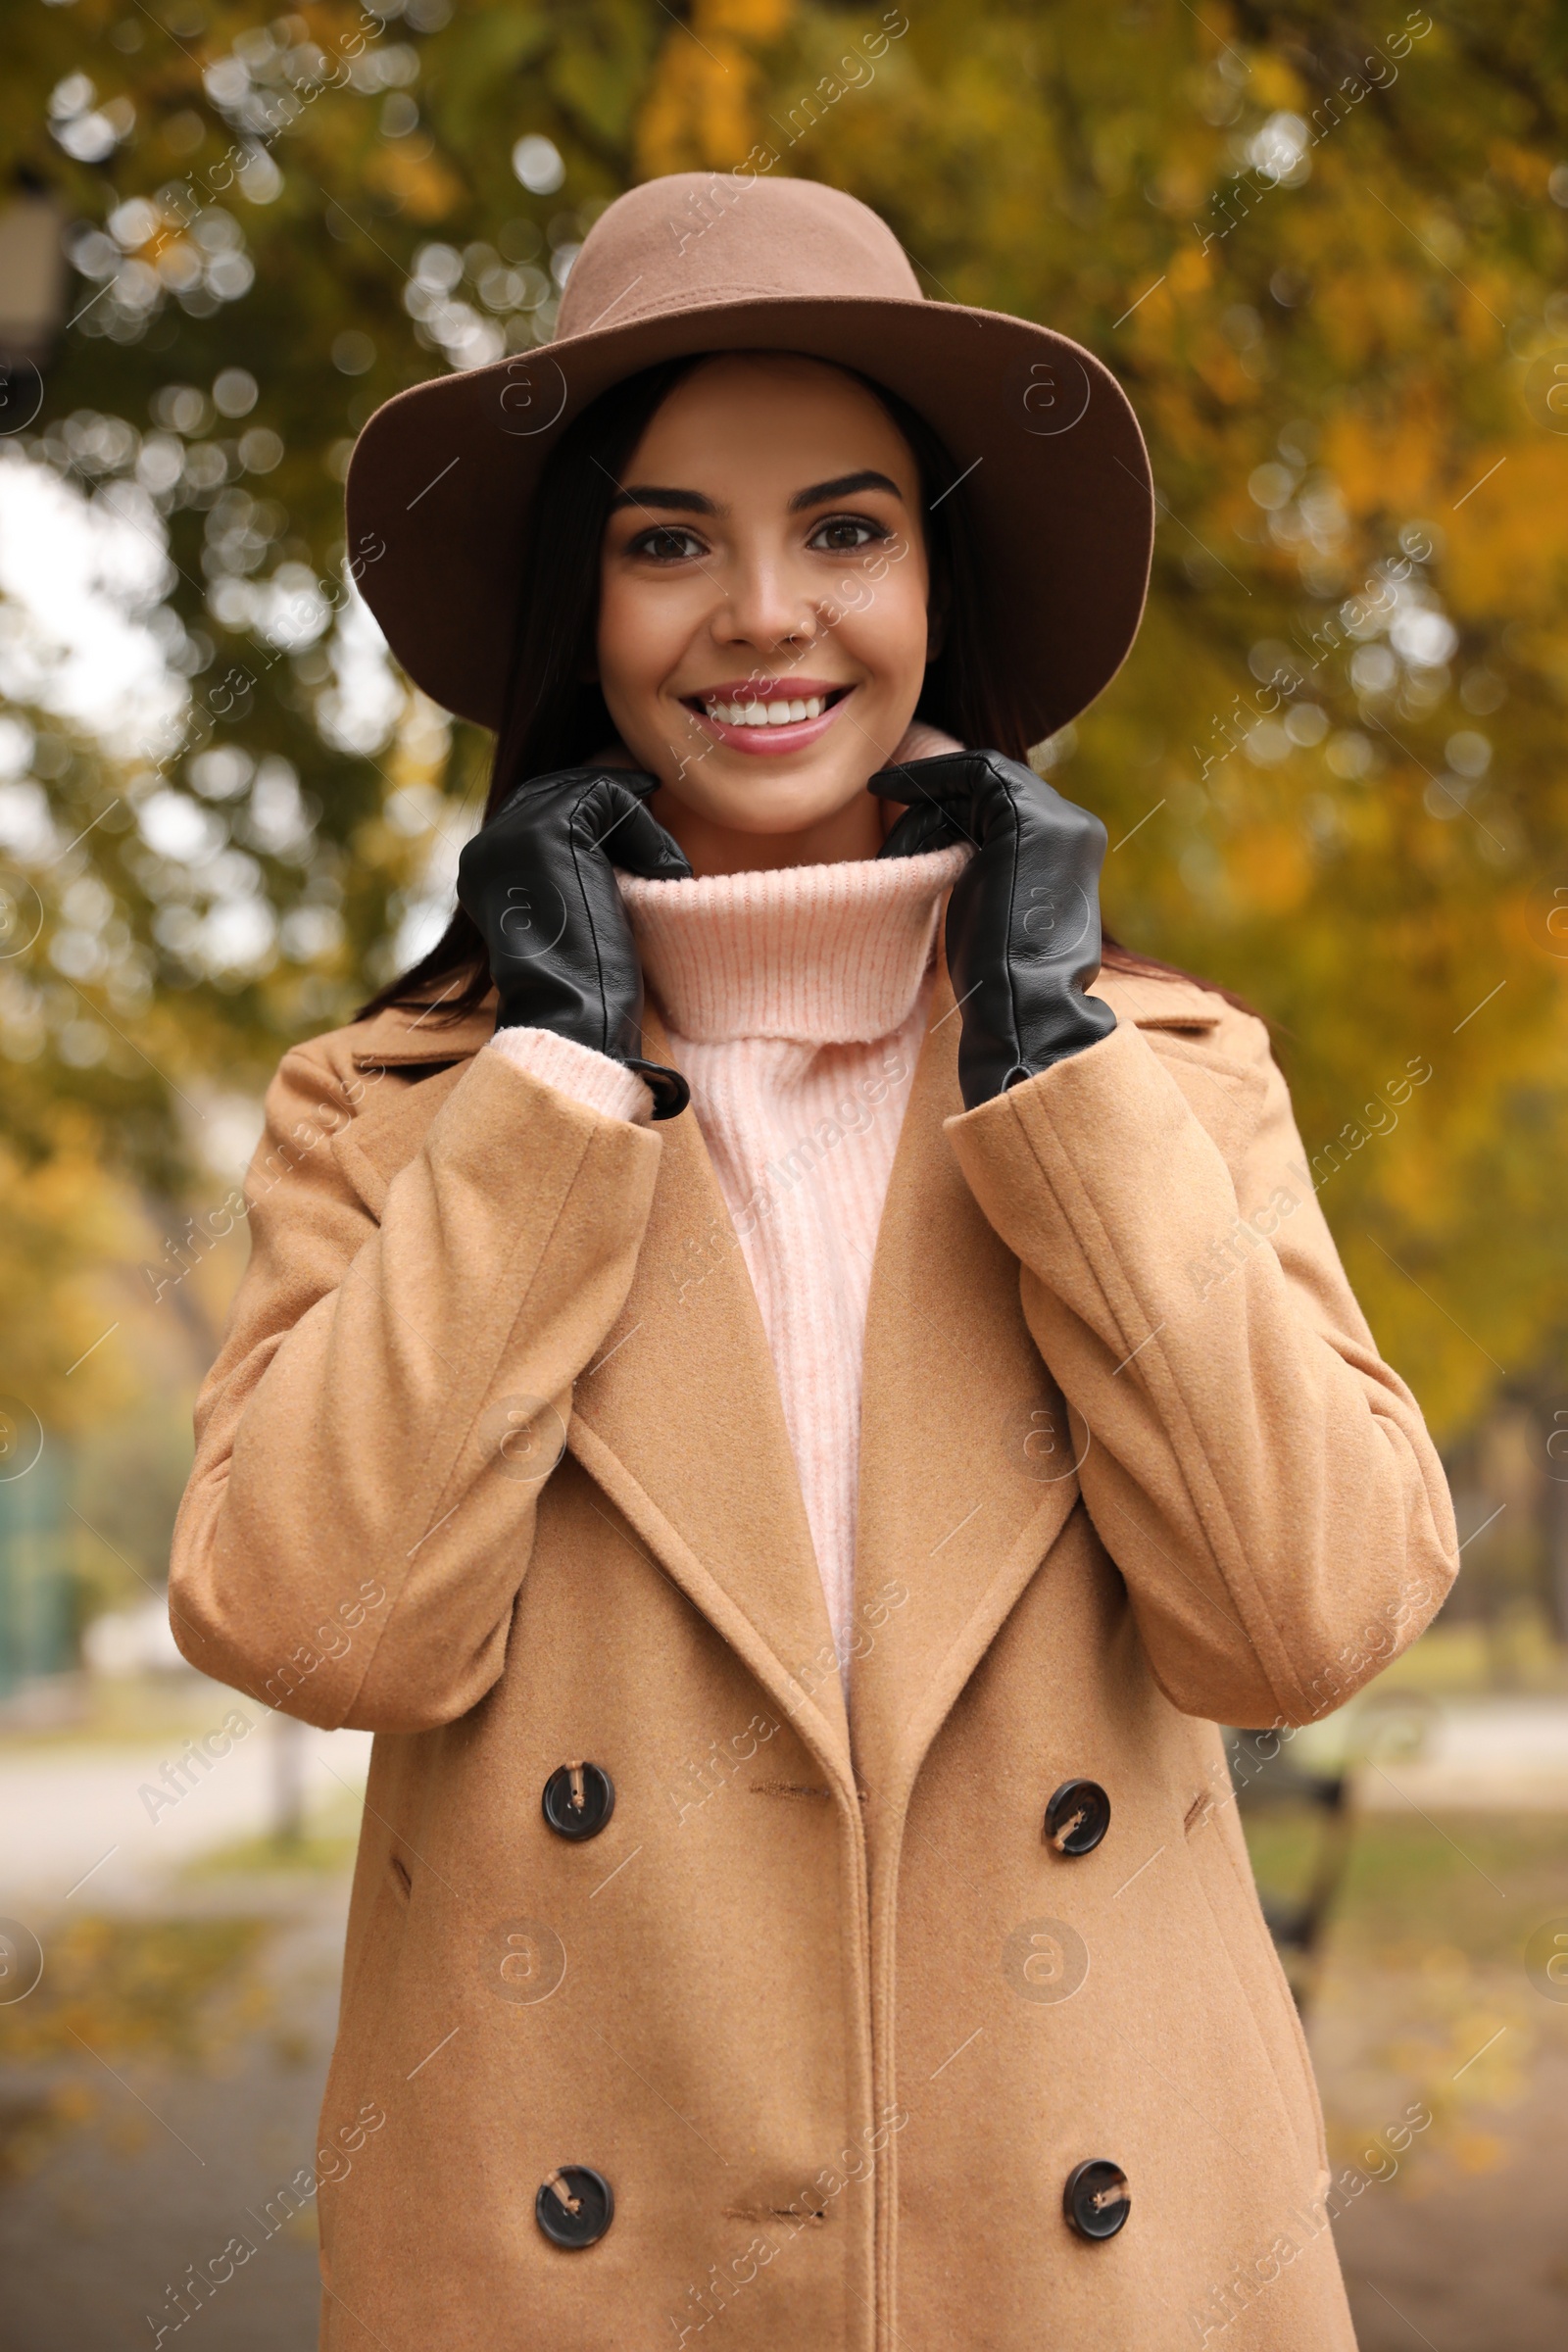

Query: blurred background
[1,1,1567,2344]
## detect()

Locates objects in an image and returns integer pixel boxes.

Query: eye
[626,524,706,563]
[808,514,889,554]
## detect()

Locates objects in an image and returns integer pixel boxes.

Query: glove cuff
[623,1057,691,1121]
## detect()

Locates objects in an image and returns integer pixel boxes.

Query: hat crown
[557,172,923,341]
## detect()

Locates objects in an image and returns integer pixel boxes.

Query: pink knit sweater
[487,754,971,1687]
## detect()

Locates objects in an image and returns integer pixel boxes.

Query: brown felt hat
[346,172,1154,745]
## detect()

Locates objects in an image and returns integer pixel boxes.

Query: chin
[705,783,861,836]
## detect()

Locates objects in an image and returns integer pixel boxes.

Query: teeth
[704,694,830,727]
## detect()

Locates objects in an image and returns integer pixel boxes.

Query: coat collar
[559,957,1217,1809]
[338,962,1223,1806]
[349,991,498,1069]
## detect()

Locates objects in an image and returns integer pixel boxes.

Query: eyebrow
[606,468,906,518]
[789,469,904,513]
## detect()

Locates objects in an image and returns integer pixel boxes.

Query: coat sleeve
[168,1038,662,1733]
[944,1010,1459,1728]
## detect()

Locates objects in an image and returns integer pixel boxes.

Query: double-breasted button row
[541,1760,614,1839]
[534,1778,612,2249]
[1041,1784,1124,2241]
[534,2158,1126,2249]
[1044,1777,1109,1855]
[545,1764,1109,1852]
[535,1769,1120,2258]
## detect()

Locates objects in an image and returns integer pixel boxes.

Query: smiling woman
[171,172,1457,2352]
[356,344,1018,1016]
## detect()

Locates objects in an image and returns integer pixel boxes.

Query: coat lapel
[337,970,1198,1813]
[849,951,1083,1808]
[340,995,853,1785]
[564,1001,856,1790]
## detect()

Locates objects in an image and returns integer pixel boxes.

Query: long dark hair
[358,353,1245,1023]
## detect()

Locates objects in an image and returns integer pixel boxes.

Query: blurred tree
[1,0,1566,1451]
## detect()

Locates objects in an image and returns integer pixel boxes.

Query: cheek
[596,573,690,709]
[839,560,929,689]
[595,576,648,704]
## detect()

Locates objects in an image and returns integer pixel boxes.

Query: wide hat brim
[346,291,1154,747]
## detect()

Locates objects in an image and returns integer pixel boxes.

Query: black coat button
[1045,1778,1109,1856]
[542,1761,614,1840]
[535,2164,613,2248]
[1063,2158,1129,2240]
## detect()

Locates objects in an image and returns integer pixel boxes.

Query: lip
[681,680,858,758]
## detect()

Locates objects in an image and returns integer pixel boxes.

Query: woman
[171,174,1457,2351]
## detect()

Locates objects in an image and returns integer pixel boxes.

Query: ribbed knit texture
[618,837,970,1690]
[487,1023,654,1122]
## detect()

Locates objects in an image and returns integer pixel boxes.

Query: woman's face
[595,353,935,872]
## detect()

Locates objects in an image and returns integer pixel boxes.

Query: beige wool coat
[170,951,1458,2352]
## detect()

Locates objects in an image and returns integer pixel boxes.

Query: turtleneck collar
[609,720,972,1046]
[616,841,970,1045]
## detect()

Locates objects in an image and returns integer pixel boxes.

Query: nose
[709,540,822,662]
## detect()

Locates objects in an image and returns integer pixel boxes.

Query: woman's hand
[457,766,694,1117]
[872,750,1115,1110]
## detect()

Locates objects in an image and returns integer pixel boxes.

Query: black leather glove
[872,750,1116,1110]
[457,765,693,1119]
